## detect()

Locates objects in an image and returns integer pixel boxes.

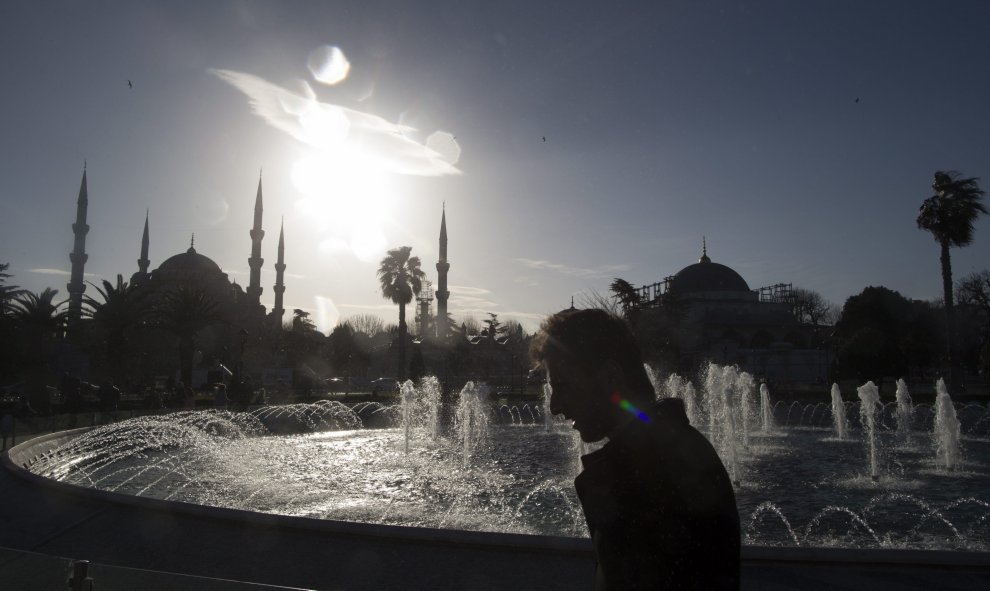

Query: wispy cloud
[448,285,493,296]
[448,285,499,311]
[211,68,460,176]
[515,258,631,279]
[26,268,95,277]
[513,276,540,287]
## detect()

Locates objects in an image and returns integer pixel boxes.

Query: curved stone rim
[4,426,990,569]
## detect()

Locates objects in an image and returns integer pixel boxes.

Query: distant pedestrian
[1,408,14,451]
[214,384,229,408]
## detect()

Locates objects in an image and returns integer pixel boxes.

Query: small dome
[157,246,223,274]
[669,258,750,294]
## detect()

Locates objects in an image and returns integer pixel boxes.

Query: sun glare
[292,152,395,262]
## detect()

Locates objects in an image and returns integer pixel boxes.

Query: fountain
[543,382,553,431]
[400,379,416,452]
[831,383,849,440]
[857,381,882,480]
[683,382,699,427]
[11,367,990,553]
[896,378,913,445]
[933,378,962,471]
[662,373,700,427]
[737,372,755,448]
[455,381,490,466]
[759,383,773,433]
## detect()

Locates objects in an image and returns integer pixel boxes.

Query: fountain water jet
[933,378,962,471]
[831,383,848,440]
[737,372,755,448]
[543,383,553,431]
[760,383,773,433]
[896,379,913,445]
[400,380,416,452]
[857,381,881,480]
[419,375,442,440]
[455,381,490,466]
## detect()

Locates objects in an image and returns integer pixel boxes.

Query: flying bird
[127,80,133,89]
[541,136,546,142]
[854,97,859,103]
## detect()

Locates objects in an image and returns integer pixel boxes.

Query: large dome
[668,254,750,294]
[157,247,223,274]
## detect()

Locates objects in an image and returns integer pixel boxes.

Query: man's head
[530,308,654,441]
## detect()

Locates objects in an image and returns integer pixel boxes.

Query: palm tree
[377,246,425,380]
[0,262,26,317]
[917,170,987,384]
[610,278,642,323]
[83,274,148,382]
[10,288,67,413]
[11,288,67,343]
[154,288,222,386]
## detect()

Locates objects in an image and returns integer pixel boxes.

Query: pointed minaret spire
[435,204,450,338]
[140,210,150,265]
[699,235,711,264]
[67,166,90,328]
[132,210,151,285]
[272,217,286,328]
[247,174,265,310]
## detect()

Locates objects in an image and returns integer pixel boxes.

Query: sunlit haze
[2,1,989,334]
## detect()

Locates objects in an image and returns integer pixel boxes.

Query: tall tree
[610,278,642,323]
[481,312,505,344]
[917,170,987,384]
[791,287,835,326]
[11,288,67,343]
[0,262,26,317]
[957,270,990,324]
[377,246,424,380]
[834,286,940,382]
[343,313,386,337]
[10,288,67,412]
[83,274,147,382]
[292,308,316,332]
[154,288,222,386]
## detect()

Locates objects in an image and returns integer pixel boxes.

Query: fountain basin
[4,426,990,589]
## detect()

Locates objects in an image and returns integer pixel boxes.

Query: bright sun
[292,150,394,262]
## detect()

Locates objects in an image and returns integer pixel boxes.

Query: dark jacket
[575,398,740,590]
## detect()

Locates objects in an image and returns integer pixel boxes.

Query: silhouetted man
[531,308,740,590]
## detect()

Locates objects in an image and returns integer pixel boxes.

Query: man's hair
[530,308,654,398]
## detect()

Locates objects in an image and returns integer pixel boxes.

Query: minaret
[247,174,265,310]
[67,166,89,327]
[435,204,450,337]
[132,210,151,285]
[272,217,286,327]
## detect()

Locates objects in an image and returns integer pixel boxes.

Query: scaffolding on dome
[633,276,674,308]
[758,282,794,305]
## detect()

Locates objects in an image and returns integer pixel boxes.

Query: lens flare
[610,391,651,423]
[307,46,351,85]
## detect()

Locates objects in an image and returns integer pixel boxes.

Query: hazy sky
[2,1,989,332]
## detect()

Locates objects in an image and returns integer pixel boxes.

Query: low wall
[3,429,989,590]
